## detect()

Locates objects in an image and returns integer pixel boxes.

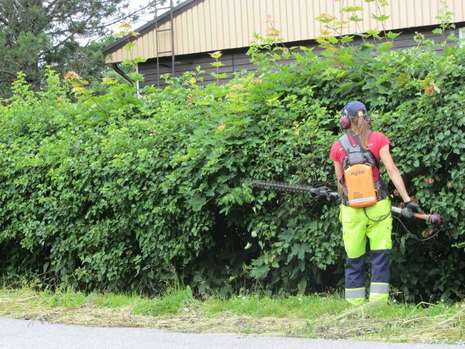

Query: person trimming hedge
[329,101,422,304]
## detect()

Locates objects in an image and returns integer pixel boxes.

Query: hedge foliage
[1,33,465,301]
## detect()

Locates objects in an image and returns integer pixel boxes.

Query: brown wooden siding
[137,26,455,88]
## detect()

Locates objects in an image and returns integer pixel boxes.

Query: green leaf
[188,195,207,212]
[250,264,270,280]
[372,14,390,22]
[342,6,363,12]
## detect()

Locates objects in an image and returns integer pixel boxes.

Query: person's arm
[379,144,411,203]
[333,161,344,196]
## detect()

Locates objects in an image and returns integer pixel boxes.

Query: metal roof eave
[103,0,197,55]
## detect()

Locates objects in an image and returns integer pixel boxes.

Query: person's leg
[366,198,393,303]
[369,250,391,302]
[340,204,368,305]
[345,255,367,304]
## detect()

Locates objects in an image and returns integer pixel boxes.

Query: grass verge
[0,287,464,344]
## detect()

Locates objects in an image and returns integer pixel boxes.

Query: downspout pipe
[112,63,134,85]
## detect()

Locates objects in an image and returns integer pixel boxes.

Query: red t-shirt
[329,131,390,180]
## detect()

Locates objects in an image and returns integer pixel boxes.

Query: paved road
[1,317,464,349]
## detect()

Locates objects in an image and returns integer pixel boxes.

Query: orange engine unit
[344,163,377,208]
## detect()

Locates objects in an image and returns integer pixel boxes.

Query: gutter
[112,63,134,85]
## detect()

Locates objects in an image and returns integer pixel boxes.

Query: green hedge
[1,35,465,301]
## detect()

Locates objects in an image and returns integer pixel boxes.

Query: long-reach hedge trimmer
[250,180,443,226]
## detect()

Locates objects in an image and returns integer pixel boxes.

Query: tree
[0,0,131,96]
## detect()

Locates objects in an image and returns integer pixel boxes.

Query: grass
[202,293,350,317]
[0,287,464,344]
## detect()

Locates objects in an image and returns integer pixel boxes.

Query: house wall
[106,0,465,64]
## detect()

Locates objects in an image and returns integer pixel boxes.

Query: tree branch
[96,0,158,29]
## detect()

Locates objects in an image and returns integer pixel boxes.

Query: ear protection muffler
[339,111,352,129]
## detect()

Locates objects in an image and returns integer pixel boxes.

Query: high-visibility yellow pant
[339,198,392,304]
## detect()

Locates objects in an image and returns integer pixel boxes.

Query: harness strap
[339,133,378,168]
[339,132,388,204]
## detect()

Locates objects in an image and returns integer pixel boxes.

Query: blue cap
[342,101,368,119]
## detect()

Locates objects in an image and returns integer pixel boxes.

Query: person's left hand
[405,200,423,214]
[401,207,414,219]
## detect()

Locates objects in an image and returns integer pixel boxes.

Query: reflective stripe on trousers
[369,282,389,302]
[345,287,365,305]
[346,283,389,304]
